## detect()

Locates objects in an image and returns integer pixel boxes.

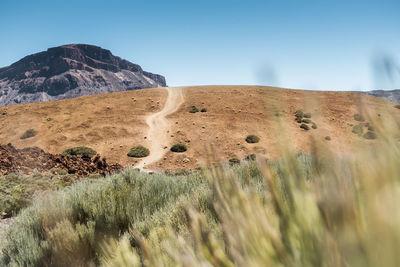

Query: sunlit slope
[0,85,398,169]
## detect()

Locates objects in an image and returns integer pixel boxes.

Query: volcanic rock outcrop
[0,143,122,176]
[0,44,166,106]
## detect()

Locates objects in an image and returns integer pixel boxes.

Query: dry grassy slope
[0,85,398,170]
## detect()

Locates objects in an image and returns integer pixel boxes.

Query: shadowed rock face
[364,89,400,104]
[0,44,166,106]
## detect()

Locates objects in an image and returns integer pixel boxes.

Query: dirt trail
[136,87,184,170]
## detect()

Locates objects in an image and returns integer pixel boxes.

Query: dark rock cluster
[0,143,122,176]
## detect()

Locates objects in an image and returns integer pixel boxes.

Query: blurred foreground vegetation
[1,116,400,266]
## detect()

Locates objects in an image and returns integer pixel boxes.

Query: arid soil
[0,86,398,171]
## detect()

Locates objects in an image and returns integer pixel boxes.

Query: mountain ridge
[363,89,400,103]
[0,44,166,106]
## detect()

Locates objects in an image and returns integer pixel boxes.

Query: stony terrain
[364,89,400,103]
[0,85,398,171]
[0,143,122,176]
[0,44,166,106]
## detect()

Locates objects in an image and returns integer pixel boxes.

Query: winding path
[136,87,184,170]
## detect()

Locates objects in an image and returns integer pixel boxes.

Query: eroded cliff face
[0,44,166,105]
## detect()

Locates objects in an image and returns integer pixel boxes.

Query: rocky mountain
[0,44,166,106]
[364,89,400,103]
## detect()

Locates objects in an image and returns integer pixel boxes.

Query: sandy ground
[136,87,184,170]
[0,85,398,170]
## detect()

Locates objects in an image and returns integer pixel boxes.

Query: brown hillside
[0,86,398,170]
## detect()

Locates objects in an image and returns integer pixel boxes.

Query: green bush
[303,113,312,118]
[245,135,260,143]
[170,143,187,152]
[365,123,375,131]
[311,122,317,129]
[352,124,364,136]
[302,119,311,124]
[0,173,61,218]
[244,154,257,161]
[363,131,377,140]
[294,110,304,118]
[2,134,400,266]
[300,123,310,131]
[354,113,365,122]
[20,129,37,139]
[200,108,207,112]
[228,158,240,165]
[62,147,97,158]
[189,106,199,113]
[127,146,150,158]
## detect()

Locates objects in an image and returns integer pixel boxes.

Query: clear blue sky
[1,0,399,90]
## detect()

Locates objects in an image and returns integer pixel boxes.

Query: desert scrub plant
[127,146,150,158]
[302,118,311,124]
[354,113,365,122]
[303,112,312,118]
[311,122,318,129]
[200,108,207,112]
[100,133,400,267]
[0,173,59,218]
[325,136,331,141]
[228,158,240,165]
[170,143,187,152]
[245,134,260,143]
[244,154,256,161]
[20,129,37,139]
[3,131,400,266]
[300,123,310,130]
[62,146,97,158]
[352,124,364,135]
[395,104,400,109]
[189,106,199,113]
[363,131,377,140]
[0,168,210,266]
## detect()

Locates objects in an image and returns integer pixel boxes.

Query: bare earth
[136,87,184,170]
[0,85,398,171]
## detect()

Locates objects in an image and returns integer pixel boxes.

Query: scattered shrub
[171,143,187,152]
[20,129,37,139]
[354,113,365,122]
[62,147,97,158]
[295,117,303,123]
[366,123,374,131]
[302,119,311,124]
[395,105,400,109]
[363,131,377,140]
[244,154,257,161]
[294,110,304,117]
[189,106,199,113]
[300,124,310,131]
[245,135,260,143]
[325,136,331,141]
[352,124,364,136]
[303,113,312,118]
[312,122,317,129]
[200,108,207,112]
[127,146,150,158]
[229,158,240,165]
